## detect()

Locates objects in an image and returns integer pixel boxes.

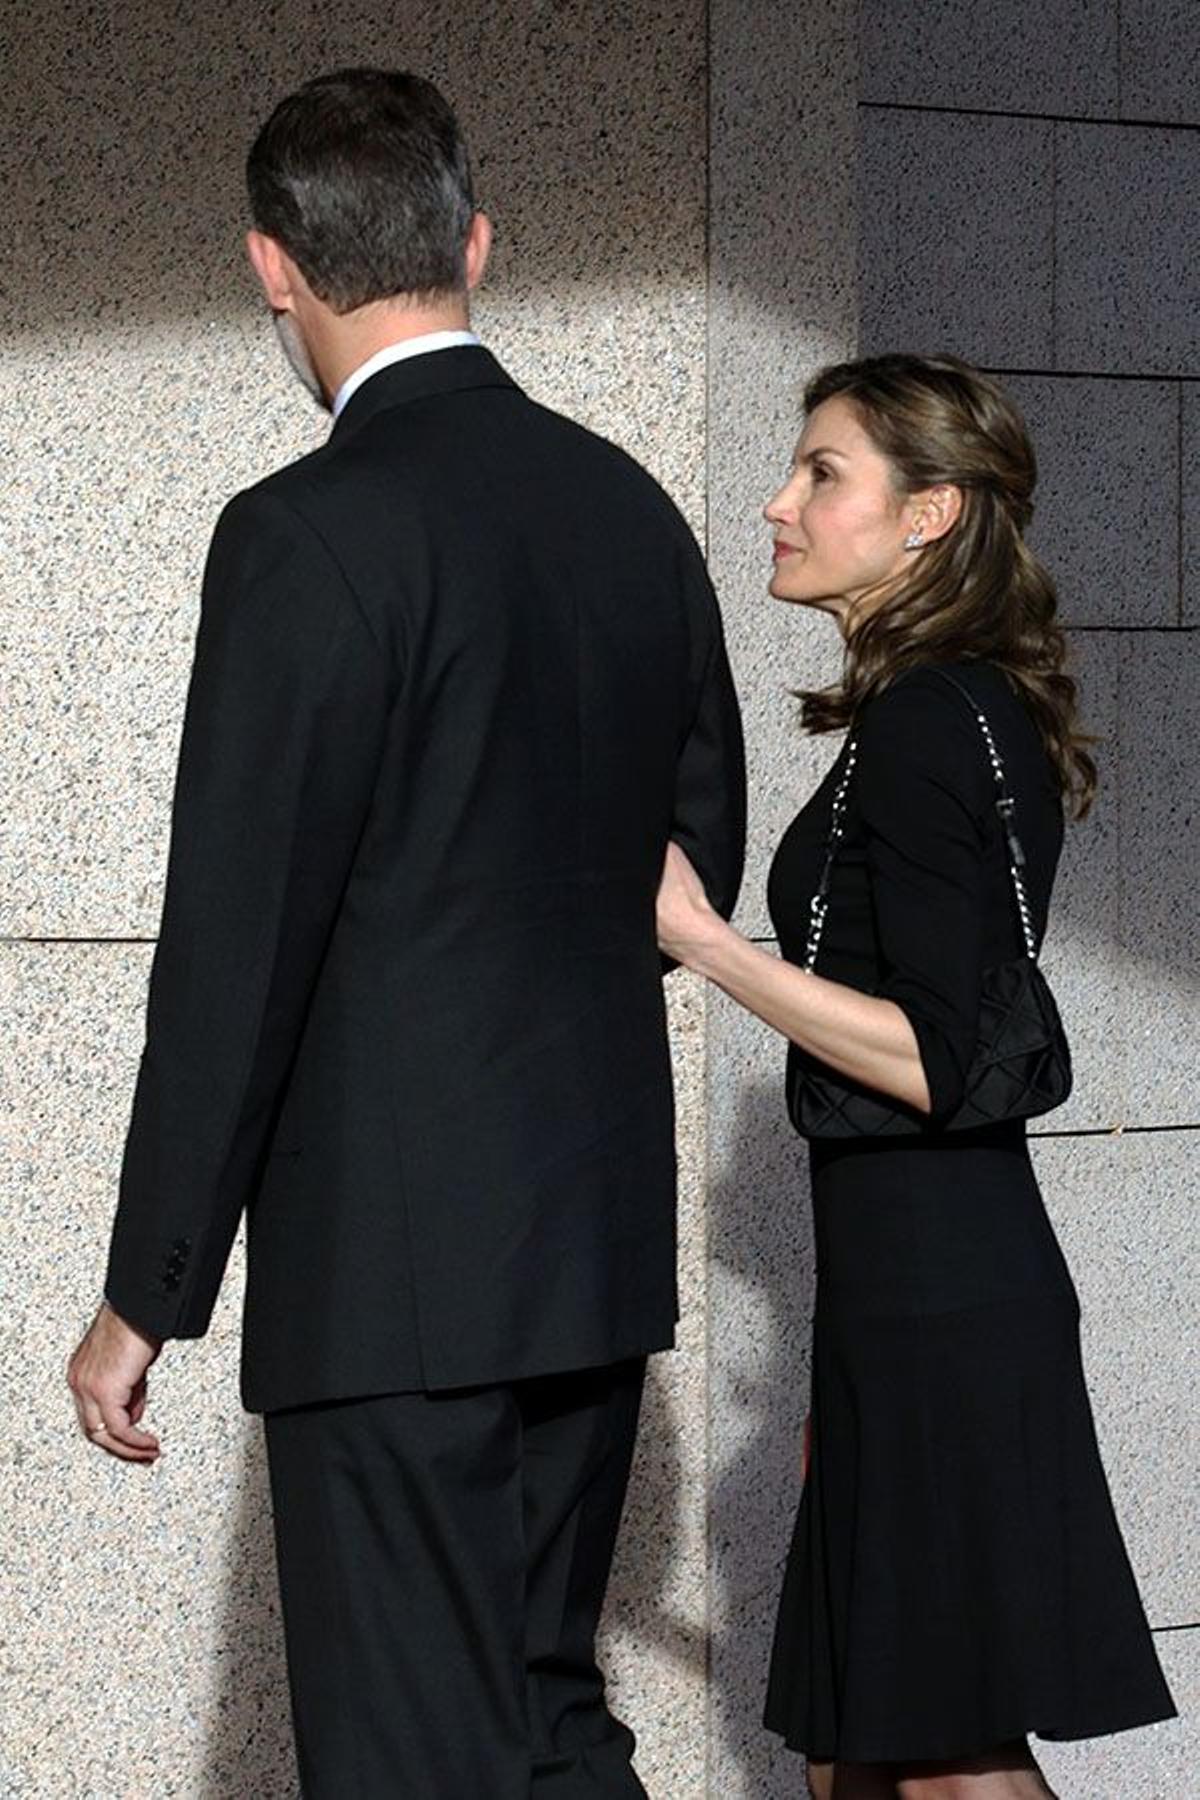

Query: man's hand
[67,1301,163,1463]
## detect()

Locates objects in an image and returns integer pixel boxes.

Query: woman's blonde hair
[798,352,1097,819]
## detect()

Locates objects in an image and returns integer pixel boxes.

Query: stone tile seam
[1177,384,1185,627]
[859,99,1200,135]
[2,938,158,947]
[1033,1124,1200,1139]
[1050,121,1059,366]
[1115,641,1128,1106]
[984,368,1200,384]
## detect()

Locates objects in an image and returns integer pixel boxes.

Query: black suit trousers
[264,1359,649,1798]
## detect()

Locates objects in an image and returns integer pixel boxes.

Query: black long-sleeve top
[767,660,1066,1128]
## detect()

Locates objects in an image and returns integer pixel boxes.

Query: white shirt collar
[332,329,482,419]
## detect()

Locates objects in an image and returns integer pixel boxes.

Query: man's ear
[246,230,295,310]
[464,210,493,294]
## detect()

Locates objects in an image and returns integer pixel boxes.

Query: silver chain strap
[969,702,1039,960]
[802,673,1039,974]
[803,737,859,972]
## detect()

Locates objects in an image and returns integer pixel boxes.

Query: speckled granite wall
[705,3,858,1791]
[1,4,709,1795]
[5,1,1196,1794]
[2,1,707,940]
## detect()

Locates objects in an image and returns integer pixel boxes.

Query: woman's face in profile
[764,395,917,631]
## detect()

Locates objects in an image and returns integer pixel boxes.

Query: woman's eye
[811,464,830,483]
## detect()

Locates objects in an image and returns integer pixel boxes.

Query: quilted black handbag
[788,669,1073,1139]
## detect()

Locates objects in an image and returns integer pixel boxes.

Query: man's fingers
[90,1403,161,1462]
[73,1388,161,1461]
[97,1414,161,1463]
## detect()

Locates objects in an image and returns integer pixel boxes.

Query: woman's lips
[773,541,802,561]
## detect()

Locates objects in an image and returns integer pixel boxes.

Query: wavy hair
[796,353,1097,819]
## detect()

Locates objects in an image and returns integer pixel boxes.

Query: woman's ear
[912,482,964,545]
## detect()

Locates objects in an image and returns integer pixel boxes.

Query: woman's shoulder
[854,660,1005,819]
[857,660,990,755]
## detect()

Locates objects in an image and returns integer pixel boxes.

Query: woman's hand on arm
[656,842,932,1114]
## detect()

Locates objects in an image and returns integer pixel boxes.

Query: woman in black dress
[656,354,1176,1798]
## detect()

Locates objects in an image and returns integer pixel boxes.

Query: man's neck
[318,300,474,405]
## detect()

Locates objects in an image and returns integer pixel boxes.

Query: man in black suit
[67,68,744,1796]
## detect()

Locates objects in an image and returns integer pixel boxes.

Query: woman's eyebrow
[797,446,849,462]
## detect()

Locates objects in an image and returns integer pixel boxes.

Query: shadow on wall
[199,1360,700,1797]
[606,1357,708,1689]
[199,1437,297,1797]
[706,1075,818,1798]
[199,1384,698,1798]
[0,0,704,338]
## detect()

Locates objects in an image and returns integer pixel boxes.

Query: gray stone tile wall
[1007,376,1180,629]
[1040,631,1200,1133]
[859,114,1200,384]
[861,0,1119,118]
[853,7,1199,1788]
[859,109,1055,365]
[1055,122,1200,377]
[1031,1130,1200,1625]
[1037,634,1125,1132]
[1116,637,1200,1126]
[1119,1,1200,122]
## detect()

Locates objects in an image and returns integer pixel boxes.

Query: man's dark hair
[246,68,475,313]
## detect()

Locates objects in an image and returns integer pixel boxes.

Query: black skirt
[763,1122,1177,1765]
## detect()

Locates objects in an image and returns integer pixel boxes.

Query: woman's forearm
[691,921,932,1114]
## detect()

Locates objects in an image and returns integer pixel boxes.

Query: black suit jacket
[104,347,745,1411]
